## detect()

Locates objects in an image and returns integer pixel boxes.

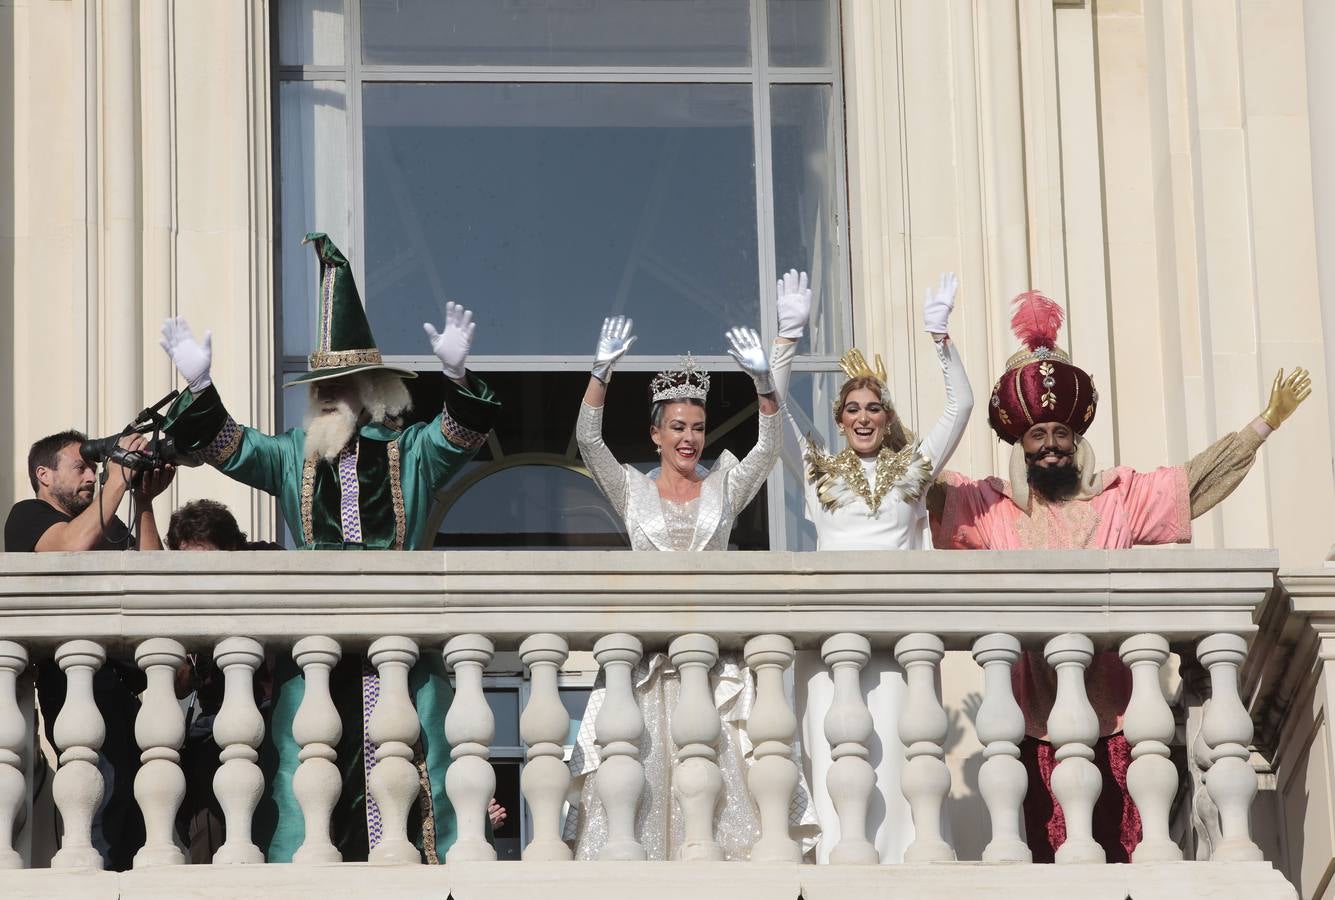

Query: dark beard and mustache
[1025,446,1081,501]
[52,484,94,516]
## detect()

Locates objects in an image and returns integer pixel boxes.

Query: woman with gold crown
[770,270,973,863]
[567,303,820,860]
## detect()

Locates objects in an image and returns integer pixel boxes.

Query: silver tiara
[650,353,710,403]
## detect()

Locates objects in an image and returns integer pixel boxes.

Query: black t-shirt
[4,498,134,552]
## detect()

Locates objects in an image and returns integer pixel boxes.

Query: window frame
[272,0,854,550]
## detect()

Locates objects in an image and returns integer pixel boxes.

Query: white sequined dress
[568,383,818,859]
[772,337,973,863]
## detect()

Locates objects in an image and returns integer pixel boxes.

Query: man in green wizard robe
[158,233,498,863]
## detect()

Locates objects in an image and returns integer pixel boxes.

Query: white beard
[303,399,359,462]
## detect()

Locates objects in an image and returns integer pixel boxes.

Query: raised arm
[917,273,973,477]
[576,316,637,517]
[772,269,813,467]
[724,326,782,510]
[1186,366,1311,517]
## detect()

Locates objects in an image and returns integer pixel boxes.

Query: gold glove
[1260,367,1312,429]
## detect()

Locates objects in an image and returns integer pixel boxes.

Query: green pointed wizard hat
[284,232,417,387]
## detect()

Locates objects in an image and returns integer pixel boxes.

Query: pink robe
[931,463,1193,862]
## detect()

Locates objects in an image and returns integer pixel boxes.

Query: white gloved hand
[591,316,637,384]
[922,271,958,337]
[776,269,812,340]
[159,316,213,392]
[726,326,774,395]
[423,301,476,381]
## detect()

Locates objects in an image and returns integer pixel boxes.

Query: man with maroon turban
[928,291,1311,862]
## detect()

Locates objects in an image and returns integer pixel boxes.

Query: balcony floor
[0,860,1296,900]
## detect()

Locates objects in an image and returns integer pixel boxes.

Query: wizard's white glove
[922,271,959,337]
[159,316,213,392]
[776,269,812,340]
[726,326,774,395]
[591,316,637,384]
[423,301,475,381]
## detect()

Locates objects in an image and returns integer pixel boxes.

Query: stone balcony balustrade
[0,549,1299,899]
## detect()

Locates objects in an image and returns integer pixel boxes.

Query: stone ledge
[0,861,1297,900]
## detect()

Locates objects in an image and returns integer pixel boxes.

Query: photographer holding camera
[4,429,172,552]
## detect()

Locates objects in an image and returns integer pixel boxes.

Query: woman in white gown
[567,314,818,860]
[771,271,973,862]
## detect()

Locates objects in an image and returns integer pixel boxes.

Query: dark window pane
[485,688,521,747]
[770,84,848,356]
[767,0,831,68]
[490,760,523,860]
[417,371,769,550]
[361,0,751,67]
[361,83,760,357]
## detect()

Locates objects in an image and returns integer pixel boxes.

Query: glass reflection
[361,0,751,67]
[361,83,759,356]
[770,84,847,357]
[768,0,831,68]
[279,80,350,356]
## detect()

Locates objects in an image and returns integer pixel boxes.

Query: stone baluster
[593,633,646,860]
[743,635,801,863]
[971,633,1030,863]
[212,637,266,864]
[1044,633,1103,864]
[444,634,497,863]
[133,638,188,868]
[366,636,422,864]
[821,633,877,864]
[292,636,343,864]
[1197,633,1262,861]
[669,633,724,861]
[519,633,572,861]
[1120,633,1182,862]
[0,641,29,869]
[895,633,955,862]
[51,640,107,869]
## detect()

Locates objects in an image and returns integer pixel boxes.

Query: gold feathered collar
[804,442,931,513]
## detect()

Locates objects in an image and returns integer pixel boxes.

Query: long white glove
[922,271,959,337]
[726,326,774,395]
[159,316,213,392]
[591,316,636,384]
[776,269,812,340]
[423,301,475,381]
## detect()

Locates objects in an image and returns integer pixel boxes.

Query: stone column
[444,634,497,863]
[519,633,572,861]
[0,641,29,869]
[669,633,723,861]
[1120,633,1183,862]
[971,633,1030,863]
[133,638,187,867]
[593,633,646,860]
[212,637,265,864]
[896,633,955,862]
[292,636,343,864]
[51,640,107,869]
[743,634,801,863]
[1197,633,1262,861]
[821,633,877,864]
[1044,633,1103,864]
[366,636,421,864]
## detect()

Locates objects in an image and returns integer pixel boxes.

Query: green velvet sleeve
[163,385,302,498]
[403,373,501,491]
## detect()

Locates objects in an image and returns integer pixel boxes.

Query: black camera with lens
[80,390,187,473]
